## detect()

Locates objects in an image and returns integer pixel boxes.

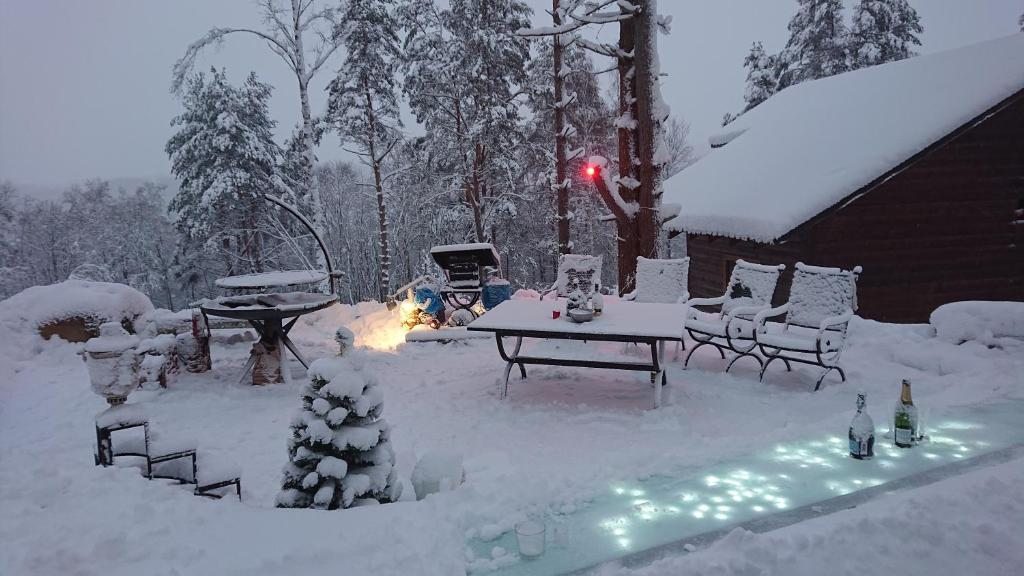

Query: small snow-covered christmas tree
[276,357,402,510]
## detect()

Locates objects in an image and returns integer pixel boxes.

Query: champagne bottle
[894,379,916,448]
[849,392,875,460]
[592,284,604,316]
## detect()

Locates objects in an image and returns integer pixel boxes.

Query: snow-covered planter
[411,451,465,500]
[277,357,403,510]
[84,322,140,406]
[930,301,1024,347]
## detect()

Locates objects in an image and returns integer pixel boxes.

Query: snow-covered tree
[778,0,849,89]
[327,0,403,301]
[660,117,696,179]
[401,0,532,244]
[520,0,672,294]
[849,0,923,69]
[742,41,779,113]
[172,0,343,279]
[277,358,402,510]
[166,69,283,275]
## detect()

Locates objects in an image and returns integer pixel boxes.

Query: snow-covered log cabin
[662,34,1024,323]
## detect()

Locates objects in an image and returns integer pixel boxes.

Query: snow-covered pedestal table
[200,292,338,384]
[467,300,686,408]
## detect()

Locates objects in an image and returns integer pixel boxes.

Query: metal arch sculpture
[261,194,342,294]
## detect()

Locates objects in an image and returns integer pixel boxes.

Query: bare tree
[171,0,342,276]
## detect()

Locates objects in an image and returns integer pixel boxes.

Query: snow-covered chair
[682,260,786,371]
[753,263,862,390]
[541,254,603,299]
[623,256,690,304]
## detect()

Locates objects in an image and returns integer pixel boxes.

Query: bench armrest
[753,303,790,330]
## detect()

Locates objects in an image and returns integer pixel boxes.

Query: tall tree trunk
[468,143,486,243]
[552,0,571,256]
[363,87,391,302]
[291,0,328,282]
[633,0,660,264]
[615,5,639,294]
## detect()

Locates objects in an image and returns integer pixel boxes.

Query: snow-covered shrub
[276,357,402,510]
[930,301,1024,347]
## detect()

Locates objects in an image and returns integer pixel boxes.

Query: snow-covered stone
[411,451,465,501]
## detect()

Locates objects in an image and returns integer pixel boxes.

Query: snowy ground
[1,299,1023,575]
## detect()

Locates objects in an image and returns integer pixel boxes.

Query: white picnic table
[467,299,687,408]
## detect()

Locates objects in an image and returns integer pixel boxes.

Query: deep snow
[1,299,1023,575]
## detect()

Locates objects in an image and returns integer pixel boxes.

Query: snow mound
[930,301,1024,346]
[0,280,153,338]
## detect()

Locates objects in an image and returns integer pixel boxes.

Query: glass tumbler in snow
[516,520,545,558]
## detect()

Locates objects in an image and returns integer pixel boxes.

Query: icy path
[469,401,1024,575]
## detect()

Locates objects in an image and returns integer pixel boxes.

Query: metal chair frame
[753,263,862,390]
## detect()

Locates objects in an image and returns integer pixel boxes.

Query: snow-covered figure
[277,358,402,509]
[778,0,849,90]
[848,0,923,70]
[334,326,355,356]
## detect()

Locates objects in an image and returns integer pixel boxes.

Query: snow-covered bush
[276,357,402,510]
[930,301,1024,347]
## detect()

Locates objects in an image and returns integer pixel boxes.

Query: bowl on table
[567,309,594,323]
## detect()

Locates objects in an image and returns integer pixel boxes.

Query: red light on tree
[585,165,597,178]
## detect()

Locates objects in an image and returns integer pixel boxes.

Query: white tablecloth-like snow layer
[468,300,686,341]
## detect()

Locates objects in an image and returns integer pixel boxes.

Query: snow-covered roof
[663,33,1024,243]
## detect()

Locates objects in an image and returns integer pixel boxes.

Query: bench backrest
[634,256,690,303]
[722,260,785,314]
[786,263,861,329]
[557,254,603,297]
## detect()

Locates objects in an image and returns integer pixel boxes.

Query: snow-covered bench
[753,262,861,390]
[682,260,786,371]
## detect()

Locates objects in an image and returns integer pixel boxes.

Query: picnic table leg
[279,317,309,369]
[495,334,525,399]
[652,340,666,409]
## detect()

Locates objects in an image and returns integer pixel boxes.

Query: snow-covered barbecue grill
[428,242,502,314]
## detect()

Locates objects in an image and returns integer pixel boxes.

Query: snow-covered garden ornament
[84,322,140,406]
[334,326,355,356]
[277,358,402,510]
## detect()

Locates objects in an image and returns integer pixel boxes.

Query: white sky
[0,0,1020,193]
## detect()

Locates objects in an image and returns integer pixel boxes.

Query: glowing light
[680,493,697,503]
[585,165,598,178]
[714,513,729,520]
[613,487,625,495]
[630,489,645,497]
[612,528,625,536]
[618,538,631,549]
[711,496,725,503]
[697,504,711,512]
[923,452,939,460]
[717,505,732,512]
[692,510,705,519]
[705,475,720,487]
[752,505,765,512]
